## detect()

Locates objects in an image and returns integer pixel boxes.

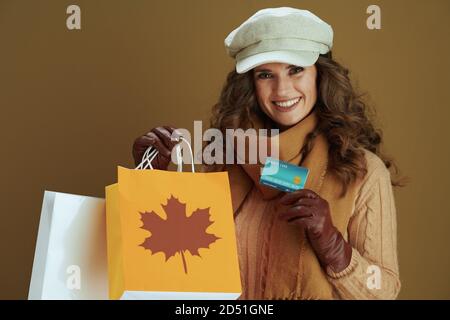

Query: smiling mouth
[271,97,302,112]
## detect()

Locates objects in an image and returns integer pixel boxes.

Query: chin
[261,104,311,129]
[274,114,305,128]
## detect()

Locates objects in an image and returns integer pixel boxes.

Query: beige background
[0,0,449,299]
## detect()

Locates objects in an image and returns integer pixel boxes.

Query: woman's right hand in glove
[132,126,180,170]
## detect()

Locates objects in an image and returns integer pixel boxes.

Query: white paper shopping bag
[28,191,108,299]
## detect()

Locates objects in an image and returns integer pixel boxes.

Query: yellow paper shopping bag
[105,163,242,299]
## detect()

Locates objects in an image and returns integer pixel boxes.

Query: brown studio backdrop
[0,0,449,299]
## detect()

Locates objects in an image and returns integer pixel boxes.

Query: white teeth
[273,97,301,108]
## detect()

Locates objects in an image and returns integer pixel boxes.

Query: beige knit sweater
[234,149,401,299]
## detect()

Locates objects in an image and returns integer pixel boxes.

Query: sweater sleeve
[325,164,401,299]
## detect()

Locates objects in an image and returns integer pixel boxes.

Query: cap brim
[236,50,320,74]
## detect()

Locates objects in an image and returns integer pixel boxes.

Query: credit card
[259,157,309,193]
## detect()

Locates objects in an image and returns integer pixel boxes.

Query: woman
[132,7,403,299]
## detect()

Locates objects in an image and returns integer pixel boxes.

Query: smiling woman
[202,7,405,300]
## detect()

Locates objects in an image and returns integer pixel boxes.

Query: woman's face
[253,63,318,130]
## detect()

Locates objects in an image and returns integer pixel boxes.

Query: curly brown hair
[206,51,407,197]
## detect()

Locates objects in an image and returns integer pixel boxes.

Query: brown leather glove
[132,126,180,170]
[278,189,352,273]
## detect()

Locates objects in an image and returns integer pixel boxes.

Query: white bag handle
[135,136,195,173]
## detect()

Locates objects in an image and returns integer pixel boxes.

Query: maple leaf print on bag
[139,195,220,274]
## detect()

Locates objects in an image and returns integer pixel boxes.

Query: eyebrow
[254,65,300,73]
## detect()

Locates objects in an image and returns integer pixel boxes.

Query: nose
[273,76,294,98]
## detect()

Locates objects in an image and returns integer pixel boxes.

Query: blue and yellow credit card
[259,157,309,193]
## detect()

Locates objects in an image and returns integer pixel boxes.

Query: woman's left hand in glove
[278,189,352,273]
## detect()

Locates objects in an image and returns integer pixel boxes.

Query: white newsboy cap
[224,7,333,74]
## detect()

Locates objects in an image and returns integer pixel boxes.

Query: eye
[291,66,304,74]
[256,72,272,79]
